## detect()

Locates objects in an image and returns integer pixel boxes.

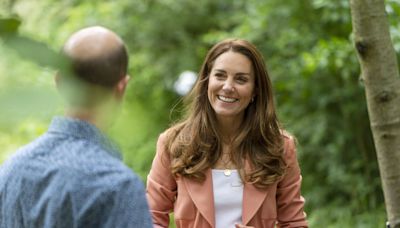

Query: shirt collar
[47,116,122,160]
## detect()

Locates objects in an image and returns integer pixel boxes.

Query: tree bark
[349,0,400,227]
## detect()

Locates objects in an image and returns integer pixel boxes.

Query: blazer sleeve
[276,135,308,228]
[146,133,177,228]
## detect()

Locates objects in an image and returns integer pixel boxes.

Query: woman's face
[207,51,255,123]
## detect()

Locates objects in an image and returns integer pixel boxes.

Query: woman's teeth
[217,95,237,103]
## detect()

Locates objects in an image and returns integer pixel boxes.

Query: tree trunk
[349,0,400,227]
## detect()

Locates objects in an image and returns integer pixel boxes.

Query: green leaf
[2,35,71,76]
[0,17,21,36]
[4,36,63,68]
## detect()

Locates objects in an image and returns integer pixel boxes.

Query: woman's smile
[217,95,238,103]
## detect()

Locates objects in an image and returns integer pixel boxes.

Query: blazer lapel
[183,169,215,227]
[242,161,269,225]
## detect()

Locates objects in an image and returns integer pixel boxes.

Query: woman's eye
[236,77,248,83]
[214,73,225,79]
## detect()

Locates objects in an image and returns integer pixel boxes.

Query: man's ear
[114,75,130,100]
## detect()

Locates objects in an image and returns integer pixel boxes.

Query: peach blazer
[146,132,308,228]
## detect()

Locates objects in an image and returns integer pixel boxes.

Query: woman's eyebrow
[214,69,251,75]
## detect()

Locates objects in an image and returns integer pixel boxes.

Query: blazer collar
[183,169,215,227]
[183,161,270,227]
[242,180,269,225]
[242,160,269,225]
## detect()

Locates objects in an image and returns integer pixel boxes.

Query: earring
[251,97,255,103]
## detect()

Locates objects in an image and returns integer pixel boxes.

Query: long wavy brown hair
[166,38,286,188]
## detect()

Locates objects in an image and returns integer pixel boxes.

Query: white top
[212,169,243,228]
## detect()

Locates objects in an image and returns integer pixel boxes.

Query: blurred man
[0,26,152,228]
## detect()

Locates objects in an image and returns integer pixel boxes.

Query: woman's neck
[216,116,243,143]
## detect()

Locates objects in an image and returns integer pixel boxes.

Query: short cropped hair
[65,44,128,88]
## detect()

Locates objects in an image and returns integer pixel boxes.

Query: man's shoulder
[0,134,48,174]
[0,133,139,185]
[63,163,143,194]
[55,144,143,191]
[0,146,144,205]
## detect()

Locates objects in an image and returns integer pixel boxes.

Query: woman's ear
[251,95,255,103]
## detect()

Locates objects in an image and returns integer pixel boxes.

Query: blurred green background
[2,0,400,227]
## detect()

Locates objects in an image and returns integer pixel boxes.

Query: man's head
[62,26,128,87]
[57,26,129,108]
[56,26,130,129]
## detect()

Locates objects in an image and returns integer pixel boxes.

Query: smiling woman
[146,38,308,228]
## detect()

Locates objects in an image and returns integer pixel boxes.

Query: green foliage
[1,0,399,226]
[0,17,20,35]
[0,40,60,129]
[2,35,69,70]
[307,205,387,227]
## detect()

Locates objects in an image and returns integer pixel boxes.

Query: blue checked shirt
[0,116,152,228]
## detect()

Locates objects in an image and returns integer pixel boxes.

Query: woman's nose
[222,81,234,92]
